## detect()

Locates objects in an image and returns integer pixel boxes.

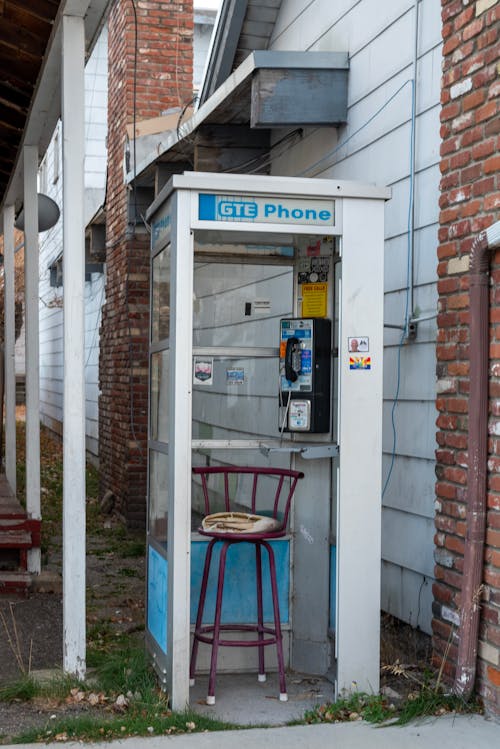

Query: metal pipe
[454,220,500,698]
[405,0,419,335]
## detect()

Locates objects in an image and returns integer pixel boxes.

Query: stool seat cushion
[201,511,281,534]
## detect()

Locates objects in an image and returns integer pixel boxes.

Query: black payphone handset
[285,337,301,382]
[279,318,331,433]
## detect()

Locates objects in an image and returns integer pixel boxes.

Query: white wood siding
[270,0,440,633]
[38,28,108,461]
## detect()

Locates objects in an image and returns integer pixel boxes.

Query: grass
[10,709,237,744]
[302,692,394,725]
[301,684,482,729]
[393,687,481,726]
[2,646,240,744]
[0,673,83,703]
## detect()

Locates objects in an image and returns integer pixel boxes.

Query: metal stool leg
[255,542,266,682]
[206,540,229,705]
[190,538,216,686]
[264,541,287,701]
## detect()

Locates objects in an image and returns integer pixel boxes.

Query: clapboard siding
[382,455,436,518]
[270,0,440,633]
[381,560,433,631]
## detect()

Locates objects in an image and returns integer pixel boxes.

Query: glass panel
[151,246,170,342]
[150,350,170,443]
[149,449,168,546]
[192,261,293,445]
[193,261,293,348]
[191,256,296,533]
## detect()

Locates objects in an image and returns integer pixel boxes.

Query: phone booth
[145,172,389,709]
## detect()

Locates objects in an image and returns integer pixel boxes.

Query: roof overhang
[127,50,349,188]
[0,0,111,230]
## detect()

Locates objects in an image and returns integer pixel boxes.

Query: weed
[393,686,481,726]
[0,672,87,704]
[0,675,38,702]
[121,540,146,558]
[4,646,238,744]
[90,645,155,697]
[11,708,237,744]
[0,604,32,674]
[302,692,393,725]
[302,684,482,729]
[118,567,139,577]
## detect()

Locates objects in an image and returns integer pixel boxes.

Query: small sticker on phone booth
[349,356,371,370]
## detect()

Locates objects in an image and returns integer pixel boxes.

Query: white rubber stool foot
[206,695,216,706]
[189,678,195,687]
[279,692,288,702]
[258,674,267,683]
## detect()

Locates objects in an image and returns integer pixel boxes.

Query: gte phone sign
[199,193,335,227]
[219,200,258,219]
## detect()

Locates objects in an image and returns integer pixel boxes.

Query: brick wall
[99,0,193,527]
[434,0,499,713]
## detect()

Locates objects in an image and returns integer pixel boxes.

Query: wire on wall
[289,74,417,498]
[382,77,416,499]
[296,79,413,178]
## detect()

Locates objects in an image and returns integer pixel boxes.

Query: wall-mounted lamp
[15,193,60,233]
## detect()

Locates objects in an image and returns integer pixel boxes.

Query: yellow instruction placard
[301,283,328,318]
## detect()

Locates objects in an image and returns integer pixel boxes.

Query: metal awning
[127,50,349,190]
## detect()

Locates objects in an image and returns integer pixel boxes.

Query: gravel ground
[0,526,145,744]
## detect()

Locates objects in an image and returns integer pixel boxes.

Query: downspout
[405,0,418,336]
[454,219,500,698]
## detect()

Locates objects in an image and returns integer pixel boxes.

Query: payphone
[145,171,388,709]
[279,318,331,433]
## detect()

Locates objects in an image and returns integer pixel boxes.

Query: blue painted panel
[146,540,291,651]
[147,545,168,653]
[329,544,336,631]
[191,540,289,625]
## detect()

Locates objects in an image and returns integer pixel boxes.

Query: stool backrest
[192,466,304,530]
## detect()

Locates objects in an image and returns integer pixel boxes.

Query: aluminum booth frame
[145,172,389,709]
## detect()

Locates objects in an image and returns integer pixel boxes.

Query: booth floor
[189,671,335,725]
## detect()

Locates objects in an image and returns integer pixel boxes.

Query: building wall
[434,0,499,715]
[99,0,193,526]
[38,27,108,458]
[268,0,441,634]
[193,6,217,92]
[37,6,213,461]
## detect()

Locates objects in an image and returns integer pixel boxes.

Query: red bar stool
[190,465,304,705]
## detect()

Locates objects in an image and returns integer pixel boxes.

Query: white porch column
[3,204,17,493]
[62,13,86,679]
[23,145,41,574]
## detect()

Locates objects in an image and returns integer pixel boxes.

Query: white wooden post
[62,13,86,679]
[3,204,16,493]
[23,145,41,574]
[168,191,193,709]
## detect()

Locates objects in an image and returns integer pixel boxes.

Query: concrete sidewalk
[2,714,499,749]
